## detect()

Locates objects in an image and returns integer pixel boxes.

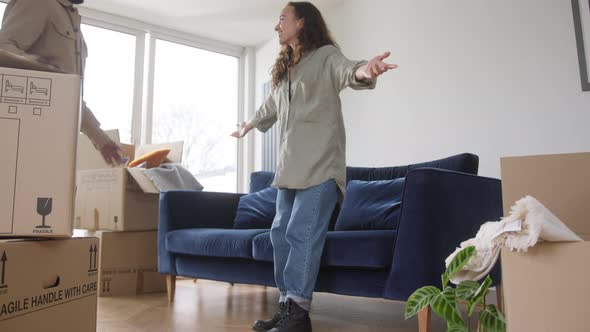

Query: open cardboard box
[75,131,183,231]
[500,153,590,332]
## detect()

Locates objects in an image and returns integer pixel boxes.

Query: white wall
[255,0,590,178]
[254,36,280,171]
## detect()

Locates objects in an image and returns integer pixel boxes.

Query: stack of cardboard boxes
[0,63,99,330]
[73,133,181,297]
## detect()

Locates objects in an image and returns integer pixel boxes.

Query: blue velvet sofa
[158,153,502,326]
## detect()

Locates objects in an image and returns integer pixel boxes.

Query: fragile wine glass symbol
[36,197,53,229]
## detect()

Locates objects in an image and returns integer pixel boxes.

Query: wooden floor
[97,280,485,332]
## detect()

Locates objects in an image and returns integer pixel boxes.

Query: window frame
[149,33,243,192]
[80,18,145,145]
[80,8,246,193]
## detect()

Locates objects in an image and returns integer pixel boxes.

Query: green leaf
[467,296,484,317]
[431,287,464,325]
[475,276,493,298]
[442,246,476,288]
[468,276,493,316]
[456,280,480,301]
[479,305,506,332]
[404,286,440,319]
[447,322,468,332]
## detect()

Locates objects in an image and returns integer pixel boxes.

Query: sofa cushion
[335,178,405,231]
[249,171,275,193]
[252,230,396,269]
[233,187,277,229]
[166,229,268,259]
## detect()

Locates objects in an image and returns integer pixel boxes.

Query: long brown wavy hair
[271,2,337,89]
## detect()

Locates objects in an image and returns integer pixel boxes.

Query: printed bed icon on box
[0,54,81,238]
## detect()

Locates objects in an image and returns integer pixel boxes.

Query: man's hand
[356,52,398,80]
[99,140,124,166]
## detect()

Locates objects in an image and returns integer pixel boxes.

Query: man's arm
[0,0,49,59]
[81,102,123,165]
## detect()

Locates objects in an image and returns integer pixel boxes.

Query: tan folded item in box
[445,196,582,284]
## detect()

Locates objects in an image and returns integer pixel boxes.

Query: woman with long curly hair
[232,2,397,331]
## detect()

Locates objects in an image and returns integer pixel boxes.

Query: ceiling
[82,0,344,47]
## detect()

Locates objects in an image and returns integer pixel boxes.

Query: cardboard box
[74,135,183,231]
[501,153,590,240]
[0,237,99,331]
[0,64,80,238]
[500,153,590,332]
[77,230,165,297]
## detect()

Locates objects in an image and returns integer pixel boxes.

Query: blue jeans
[270,179,339,311]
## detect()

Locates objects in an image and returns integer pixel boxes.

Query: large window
[81,24,136,144]
[0,3,243,192]
[152,39,239,193]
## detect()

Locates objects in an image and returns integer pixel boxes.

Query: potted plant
[404,246,506,332]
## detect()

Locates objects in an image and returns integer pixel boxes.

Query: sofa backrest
[249,171,275,193]
[346,153,479,182]
[249,153,479,192]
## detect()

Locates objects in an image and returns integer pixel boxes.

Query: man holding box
[0,0,123,165]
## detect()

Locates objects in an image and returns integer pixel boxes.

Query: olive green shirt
[250,45,376,196]
[0,0,111,148]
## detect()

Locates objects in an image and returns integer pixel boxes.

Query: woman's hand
[356,52,398,80]
[231,121,254,139]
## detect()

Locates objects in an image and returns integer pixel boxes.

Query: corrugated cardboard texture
[500,153,590,331]
[75,168,159,231]
[75,139,183,231]
[97,231,165,297]
[0,66,80,237]
[501,153,590,240]
[0,238,98,331]
[501,242,590,332]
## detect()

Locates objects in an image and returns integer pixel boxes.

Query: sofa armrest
[383,168,503,301]
[158,190,244,274]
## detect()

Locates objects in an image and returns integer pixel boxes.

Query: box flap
[135,141,184,164]
[501,153,590,240]
[120,143,135,162]
[77,129,126,171]
[126,167,159,194]
[0,65,80,237]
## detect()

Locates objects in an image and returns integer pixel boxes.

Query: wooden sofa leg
[418,306,431,332]
[496,284,504,313]
[167,275,176,303]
